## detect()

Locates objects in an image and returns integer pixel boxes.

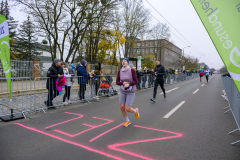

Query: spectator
[94,64,101,97]
[62,62,74,105]
[89,70,99,100]
[136,68,143,90]
[77,59,90,103]
[142,67,147,89]
[68,64,76,83]
[165,69,168,84]
[223,71,231,78]
[151,69,155,87]
[45,58,63,109]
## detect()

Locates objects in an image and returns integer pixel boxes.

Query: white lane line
[193,89,199,94]
[163,101,186,118]
[201,84,205,86]
[159,87,179,95]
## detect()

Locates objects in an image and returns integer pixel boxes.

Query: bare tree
[121,0,151,57]
[12,0,119,62]
[148,22,172,61]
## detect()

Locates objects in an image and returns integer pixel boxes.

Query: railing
[0,73,198,121]
[221,75,240,145]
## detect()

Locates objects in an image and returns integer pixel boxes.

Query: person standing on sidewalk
[77,59,90,103]
[45,58,64,109]
[150,60,166,102]
[142,67,147,89]
[62,62,74,105]
[151,69,155,87]
[94,64,101,97]
[116,58,139,128]
[136,68,142,90]
[68,64,75,83]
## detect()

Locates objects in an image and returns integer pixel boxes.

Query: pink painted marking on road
[89,123,124,142]
[108,125,183,160]
[14,123,124,160]
[45,112,83,129]
[82,124,97,128]
[54,117,114,137]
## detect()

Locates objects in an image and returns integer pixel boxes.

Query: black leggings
[79,84,86,100]
[153,79,165,99]
[95,83,99,95]
[206,75,209,82]
[63,86,71,102]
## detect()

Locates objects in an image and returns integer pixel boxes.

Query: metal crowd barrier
[0,77,33,121]
[0,73,199,121]
[221,75,240,145]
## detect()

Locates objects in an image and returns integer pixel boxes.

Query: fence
[0,60,33,78]
[0,73,199,121]
[221,75,240,145]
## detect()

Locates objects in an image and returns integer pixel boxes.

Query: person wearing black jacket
[136,69,143,90]
[45,58,64,108]
[223,72,231,78]
[148,69,152,88]
[150,60,166,102]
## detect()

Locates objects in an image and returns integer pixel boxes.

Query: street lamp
[182,46,191,57]
[181,46,191,70]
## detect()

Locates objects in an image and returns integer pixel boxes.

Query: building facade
[130,39,182,69]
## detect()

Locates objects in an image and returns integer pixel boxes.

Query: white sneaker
[63,102,68,105]
[68,100,71,104]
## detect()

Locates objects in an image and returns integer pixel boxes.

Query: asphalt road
[0,75,239,160]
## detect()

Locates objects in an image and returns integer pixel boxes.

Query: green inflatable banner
[0,15,12,99]
[190,0,240,92]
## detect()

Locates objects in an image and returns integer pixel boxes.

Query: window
[137,43,141,47]
[133,49,136,53]
[150,42,153,46]
[137,49,140,54]
[146,49,149,54]
[150,48,153,53]
[142,42,145,46]
[155,48,158,53]
[155,41,158,45]
[146,42,149,46]
[142,49,145,54]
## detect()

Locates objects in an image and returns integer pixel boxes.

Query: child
[90,70,99,100]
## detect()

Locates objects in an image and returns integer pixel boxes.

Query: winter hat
[54,58,61,64]
[122,58,129,64]
[81,59,87,66]
[61,62,66,65]
[70,64,75,69]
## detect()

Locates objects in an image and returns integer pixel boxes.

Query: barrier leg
[224,109,231,114]
[223,105,230,110]
[228,129,239,134]
[231,140,240,145]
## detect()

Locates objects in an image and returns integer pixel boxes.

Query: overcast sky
[142,0,224,69]
[9,0,224,69]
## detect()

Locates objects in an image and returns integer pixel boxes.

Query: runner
[204,68,211,83]
[150,60,166,102]
[199,69,204,82]
[116,58,139,127]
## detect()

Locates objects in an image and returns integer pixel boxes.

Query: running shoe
[150,98,156,102]
[63,101,68,105]
[164,94,166,99]
[68,100,71,104]
[123,121,131,127]
[135,108,140,119]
